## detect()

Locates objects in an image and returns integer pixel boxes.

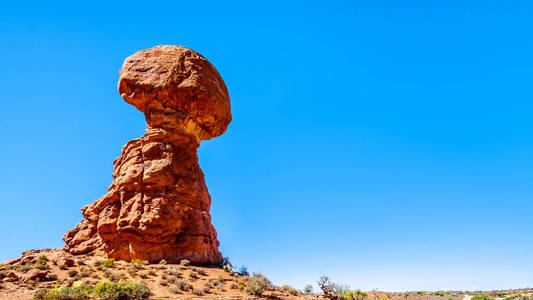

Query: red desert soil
[2,249,532,300]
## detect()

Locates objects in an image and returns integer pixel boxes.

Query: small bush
[192,288,203,296]
[130,259,146,268]
[208,276,225,290]
[78,267,92,278]
[318,276,366,300]
[341,289,368,300]
[158,259,167,265]
[245,273,270,296]
[148,270,156,276]
[216,256,231,268]
[472,295,490,300]
[169,279,191,293]
[304,284,313,295]
[93,280,150,299]
[93,260,102,267]
[166,267,180,277]
[33,280,150,300]
[17,264,32,273]
[237,265,249,276]
[189,270,199,280]
[281,284,299,296]
[179,259,190,266]
[68,270,78,277]
[103,258,115,268]
[36,255,48,270]
[44,274,58,282]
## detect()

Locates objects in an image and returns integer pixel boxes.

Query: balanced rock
[63,45,231,264]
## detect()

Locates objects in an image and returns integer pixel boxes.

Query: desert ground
[1,248,531,300]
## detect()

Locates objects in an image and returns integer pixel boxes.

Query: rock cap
[118,45,231,140]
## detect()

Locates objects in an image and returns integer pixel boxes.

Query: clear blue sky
[1,0,532,292]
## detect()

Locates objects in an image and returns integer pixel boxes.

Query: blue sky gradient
[1,0,532,292]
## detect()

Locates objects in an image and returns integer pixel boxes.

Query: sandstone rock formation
[63,45,231,264]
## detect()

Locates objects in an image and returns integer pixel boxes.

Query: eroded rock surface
[63,45,230,264]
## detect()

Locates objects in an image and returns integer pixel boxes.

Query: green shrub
[318,276,367,300]
[245,273,270,296]
[17,264,32,273]
[36,255,48,270]
[33,280,150,300]
[68,270,78,277]
[93,280,150,299]
[304,284,313,295]
[281,284,299,296]
[103,258,115,268]
[341,289,368,300]
[130,259,146,268]
[472,295,490,300]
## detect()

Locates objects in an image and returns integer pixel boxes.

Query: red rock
[21,269,47,282]
[58,257,75,267]
[5,272,18,281]
[64,45,230,264]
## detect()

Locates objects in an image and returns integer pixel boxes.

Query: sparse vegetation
[192,288,203,295]
[130,259,146,268]
[169,279,191,293]
[103,258,115,268]
[36,255,48,270]
[79,267,92,278]
[304,284,314,295]
[33,280,150,300]
[126,266,137,277]
[17,264,32,273]
[189,270,199,281]
[318,275,367,300]
[245,273,270,296]
[179,259,190,266]
[281,284,299,296]
[68,270,78,277]
[166,267,179,277]
[237,265,249,276]
[472,295,490,300]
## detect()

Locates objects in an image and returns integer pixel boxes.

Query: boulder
[21,269,47,282]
